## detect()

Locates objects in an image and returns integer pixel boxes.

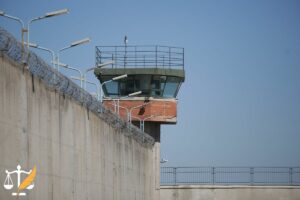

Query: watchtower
[94,45,185,142]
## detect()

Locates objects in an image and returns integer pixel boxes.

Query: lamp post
[105,90,142,120]
[25,42,55,68]
[0,9,69,49]
[70,76,100,100]
[0,10,24,42]
[53,62,83,88]
[24,41,88,86]
[100,74,127,103]
[26,9,69,50]
[57,37,90,72]
[115,91,142,114]
[83,60,114,90]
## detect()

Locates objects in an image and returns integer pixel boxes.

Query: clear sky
[1,0,300,167]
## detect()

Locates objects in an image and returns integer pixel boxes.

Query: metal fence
[96,45,184,69]
[161,167,300,186]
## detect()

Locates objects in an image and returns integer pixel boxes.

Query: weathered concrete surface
[160,185,300,200]
[0,54,157,200]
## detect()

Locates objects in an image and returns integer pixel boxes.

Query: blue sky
[1,0,300,167]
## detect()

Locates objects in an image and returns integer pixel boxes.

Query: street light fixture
[112,90,142,115]
[0,10,24,27]
[70,37,91,47]
[24,38,89,75]
[127,91,142,97]
[44,9,69,18]
[0,10,26,62]
[0,10,25,46]
[57,37,91,72]
[104,90,142,120]
[0,9,69,49]
[27,9,69,49]
[53,61,83,88]
[70,76,100,100]
[84,60,114,90]
[52,61,68,68]
[100,74,128,102]
[85,61,114,72]
[25,42,55,68]
[112,74,127,81]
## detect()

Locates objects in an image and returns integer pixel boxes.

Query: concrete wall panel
[0,55,156,200]
[160,185,300,200]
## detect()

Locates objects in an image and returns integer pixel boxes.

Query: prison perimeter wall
[0,27,157,200]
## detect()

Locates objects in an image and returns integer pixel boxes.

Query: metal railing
[96,45,184,69]
[161,167,300,186]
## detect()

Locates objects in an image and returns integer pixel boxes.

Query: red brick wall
[103,99,177,124]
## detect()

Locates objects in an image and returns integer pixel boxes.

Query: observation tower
[94,45,185,142]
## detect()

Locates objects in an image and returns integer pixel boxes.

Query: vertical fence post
[250,167,254,185]
[289,167,293,185]
[135,46,137,68]
[99,49,102,64]
[212,167,215,185]
[173,167,177,185]
[169,47,171,68]
[115,47,117,68]
[182,48,184,69]
[155,46,157,68]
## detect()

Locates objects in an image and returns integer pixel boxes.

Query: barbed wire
[0,27,155,147]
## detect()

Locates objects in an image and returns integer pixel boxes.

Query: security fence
[161,167,300,186]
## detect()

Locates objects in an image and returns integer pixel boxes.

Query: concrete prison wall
[0,27,158,200]
[160,185,300,200]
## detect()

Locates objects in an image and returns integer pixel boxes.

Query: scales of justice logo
[3,165,36,196]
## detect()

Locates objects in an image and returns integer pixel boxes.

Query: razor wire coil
[0,27,154,147]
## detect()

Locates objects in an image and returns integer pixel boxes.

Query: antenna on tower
[124,35,128,46]
[124,35,128,67]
